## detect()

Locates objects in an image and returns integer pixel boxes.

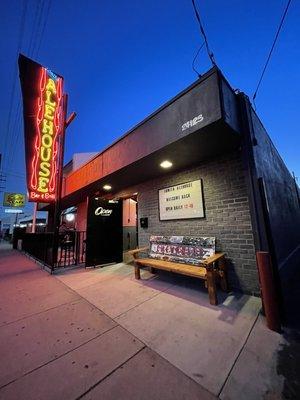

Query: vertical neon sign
[29,68,63,202]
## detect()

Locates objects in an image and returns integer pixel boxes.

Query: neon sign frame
[29,67,63,202]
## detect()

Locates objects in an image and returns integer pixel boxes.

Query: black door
[86,197,123,267]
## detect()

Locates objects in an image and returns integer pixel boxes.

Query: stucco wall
[135,150,259,295]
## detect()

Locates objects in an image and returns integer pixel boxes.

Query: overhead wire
[7,0,38,169]
[252,0,292,107]
[3,168,25,175]
[35,0,52,56]
[1,0,28,174]
[2,0,52,223]
[7,0,52,173]
[27,0,42,56]
[191,0,216,67]
[6,100,22,170]
[30,0,46,57]
[192,42,205,78]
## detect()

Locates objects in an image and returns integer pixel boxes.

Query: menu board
[159,179,204,220]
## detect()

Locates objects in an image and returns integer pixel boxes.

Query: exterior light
[66,213,75,222]
[160,160,173,169]
[95,197,99,200]
[103,185,112,191]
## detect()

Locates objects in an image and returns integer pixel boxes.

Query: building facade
[47,67,300,297]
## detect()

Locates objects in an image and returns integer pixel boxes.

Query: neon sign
[29,68,63,202]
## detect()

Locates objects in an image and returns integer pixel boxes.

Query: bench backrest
[148,236,215,266]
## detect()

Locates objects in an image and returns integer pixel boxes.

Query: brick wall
[135,150,259,295]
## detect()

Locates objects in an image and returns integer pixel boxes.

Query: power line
[7,101,22,170]
[7,0,52,174]
[2,171,25,179]
[2,168,25,175]
[6,0,44,172]
[252,0,292,105]
[191,0,216,67]
[192,42,205,78]
[1,0,27,173]
[27,0,43,56]
[31,0,46,57]
[35,0,52,56]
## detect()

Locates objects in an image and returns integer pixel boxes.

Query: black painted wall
[251,108,300,275]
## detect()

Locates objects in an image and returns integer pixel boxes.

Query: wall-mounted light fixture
[66,213,75,222]
[103,185,112,191]
[160,160,173,169]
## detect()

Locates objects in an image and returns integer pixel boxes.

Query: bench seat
[134,258,207,279]
[129,239,227,306]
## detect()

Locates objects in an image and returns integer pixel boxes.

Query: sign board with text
[18,54,65,203]
[3,193,25,207]
[159,180,204,220]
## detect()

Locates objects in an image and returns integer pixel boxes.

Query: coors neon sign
[19,55,65,202]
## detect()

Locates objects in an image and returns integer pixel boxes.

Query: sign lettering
[159,179,204,220]
[95,207,113,216]
[18,55,64,203]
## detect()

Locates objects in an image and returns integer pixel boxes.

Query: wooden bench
[128,236,227,305]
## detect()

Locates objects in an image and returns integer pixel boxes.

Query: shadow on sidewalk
[277,265,300,399]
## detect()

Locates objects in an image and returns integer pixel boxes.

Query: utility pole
[32,203,37,233]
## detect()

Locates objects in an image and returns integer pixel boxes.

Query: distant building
[19,216,47,232]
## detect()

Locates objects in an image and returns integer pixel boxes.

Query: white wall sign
[95,207,113,216]
[159,179,204,220]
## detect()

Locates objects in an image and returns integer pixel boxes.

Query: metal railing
[56,231,86,268]
[21,231,86,271]
[22,232,55,267]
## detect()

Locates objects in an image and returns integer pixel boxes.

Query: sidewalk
[0,243,296,399]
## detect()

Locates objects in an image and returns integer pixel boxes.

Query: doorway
[122,196,138,251]
[85,197,123,267]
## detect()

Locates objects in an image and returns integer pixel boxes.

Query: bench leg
[206,270,218,305]
[134,264,141,279]
[219,258,228,292]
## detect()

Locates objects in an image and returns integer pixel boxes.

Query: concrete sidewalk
[0,243,290,399]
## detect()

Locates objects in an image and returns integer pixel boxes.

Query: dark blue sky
[1,0,299,218]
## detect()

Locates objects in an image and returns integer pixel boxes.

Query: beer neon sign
[29,67,63,202]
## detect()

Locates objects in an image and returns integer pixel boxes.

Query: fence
[21,231,86,271]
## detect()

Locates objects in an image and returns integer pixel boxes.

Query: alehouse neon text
[29,68,63,202]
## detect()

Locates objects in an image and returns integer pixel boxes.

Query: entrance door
[122,197,138,251]
[86,197,123,267]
